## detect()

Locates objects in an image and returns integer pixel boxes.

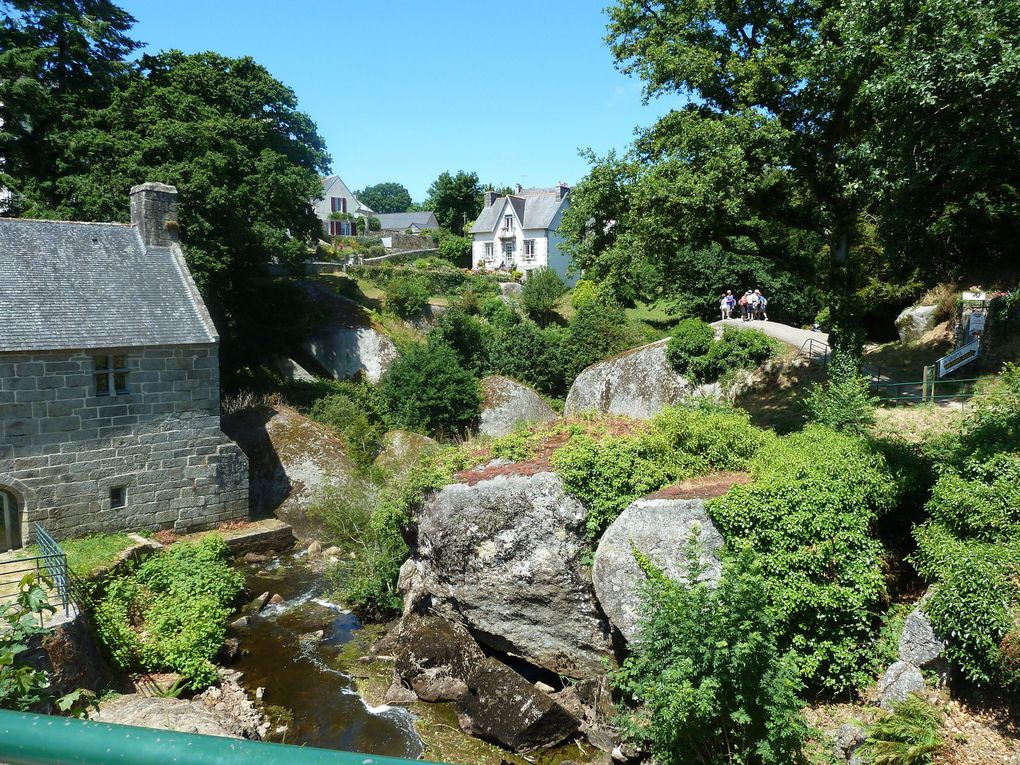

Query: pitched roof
[374,211,439,230]
[470,189,569,234]
[0,218,218,352]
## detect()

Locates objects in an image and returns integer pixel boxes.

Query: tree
[437,235,471,267]
[521,267,567,325]
[356,182,412,214]
[424,170,482,235]
[0,0,141,214]
[380,340,481,438]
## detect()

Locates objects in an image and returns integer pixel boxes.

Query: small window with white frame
[504,215,514,232]
[484,242,495,261]
[523,239,536,259]
[94,354,129,396]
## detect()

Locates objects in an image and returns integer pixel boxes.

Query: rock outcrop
[478,375,558,437]
[899,606,947,668]
[268,356,316,383]
[394,612,580,752]
[302,284,398,383]
[222,405,357,536]
[879,660,926,708]
[565,339,722,419]
[895,304,940,343]
[373,430,439,478]
[592,498,725,642]
[402,471,614,678]
[91,695,248,738]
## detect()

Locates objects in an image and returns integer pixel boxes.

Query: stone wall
[0,344,248,543]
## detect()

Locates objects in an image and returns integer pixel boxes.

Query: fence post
[921,365,929,403]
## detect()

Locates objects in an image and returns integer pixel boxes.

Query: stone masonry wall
[0,344,248,543]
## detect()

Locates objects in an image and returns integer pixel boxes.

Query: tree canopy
[356,181,412,214]
[424,170,482,235]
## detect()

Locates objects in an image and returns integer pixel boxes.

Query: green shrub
[803,348,877,435]
[859,695,944,765]
[430,308,491,375]
[380,340,481,437]
[487,315,565,396]
[709,426,897,694]
[367,216,381,232]
[552,403,768,540]
[559,298,629,383]
[385,277,430,318]
[570,279,599,310]
[308,392,386,467]
[667,320,776,383]
[613,548,808,765]
[1,575,54,710]
[92,536,242,690]
[521,267,567,325]
[438,235,471,267]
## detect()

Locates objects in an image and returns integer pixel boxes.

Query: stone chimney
[556,181,570,200]
[515,183,523,195]
[484,190,498,207]
[130,182,179,247]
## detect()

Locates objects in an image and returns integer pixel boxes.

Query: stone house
[0,183,248,550]
[469,183,575,284]
[314,175,374,237]
[374,211,439,233]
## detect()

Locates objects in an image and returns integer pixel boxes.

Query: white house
[469,183,575,285]
[314,175,374,237]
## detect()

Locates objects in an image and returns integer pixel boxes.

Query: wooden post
[922,365,930,403]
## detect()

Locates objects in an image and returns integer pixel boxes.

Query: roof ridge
[0,217,134,227]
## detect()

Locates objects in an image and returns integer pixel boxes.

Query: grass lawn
[17,532,137,578]
[554,295,675,328]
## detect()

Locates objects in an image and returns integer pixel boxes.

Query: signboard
[937,339,981,378]
[968,311,986,336]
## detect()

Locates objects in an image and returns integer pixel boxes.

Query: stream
[231,551,423,758]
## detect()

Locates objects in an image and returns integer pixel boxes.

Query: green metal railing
[872,376,980,404]
[0,709,434,765]
[0,525,71,626]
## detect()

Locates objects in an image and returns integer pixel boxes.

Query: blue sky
[117,0,683,202]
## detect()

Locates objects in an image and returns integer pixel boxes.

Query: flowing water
[231,552,423,758]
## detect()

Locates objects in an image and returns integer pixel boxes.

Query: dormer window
[503,215,514,232]
[94,354,129,396]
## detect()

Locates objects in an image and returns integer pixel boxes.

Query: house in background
[0,183,248,549]
[469,183,575,284]
[374,211,439,233]
[314,175,374,238]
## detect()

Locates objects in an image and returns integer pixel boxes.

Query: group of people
[719,289,769,321]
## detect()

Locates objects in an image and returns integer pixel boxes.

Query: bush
[708,427,897,693]
[803,348,878,435]
[367,216,381,232]
[613,548,808,765]
[92,536,242,690]
[438,235,472,267]
[570,279,599,310]
[308,392,386,466]
[385,277,430,318]
[551,403,769,540]
[667,320,775,383]
[859,695,944,765]
[380,340,482,437]
[430,308,491,375]
[1,575,54,710]
[521,267,567,324]
[559,299,629,383]
[487,314,566,396]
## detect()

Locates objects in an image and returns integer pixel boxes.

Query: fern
[859,695,943,765]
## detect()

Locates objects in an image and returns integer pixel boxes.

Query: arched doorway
[1,489,21,553]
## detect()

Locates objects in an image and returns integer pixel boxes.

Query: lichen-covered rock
[403,471,614,678]
[268,356,316,383]
[394,612,580,751]
[373,430,439,478]
[899,606,946,668]
[302,284,398,383]
[500,282,523,302]
[592,498,724,641]
[895,304,940,343]
[879,660,926,708]
[221,406,357,537]
[478,375,557,437]
[565,339,720,419]
[834,723,866,764]
[90,694,247,738]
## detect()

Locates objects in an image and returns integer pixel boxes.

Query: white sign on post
[937,339,981,377]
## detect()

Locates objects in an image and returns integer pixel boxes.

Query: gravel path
[713,318,830,354]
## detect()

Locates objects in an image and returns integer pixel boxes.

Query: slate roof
[470,189,569,234]
[0,218,218,352]
[374,211,439,230]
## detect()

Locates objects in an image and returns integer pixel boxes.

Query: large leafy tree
[424,170,482,234]
[355,181,412,214]
[0,0,140,212]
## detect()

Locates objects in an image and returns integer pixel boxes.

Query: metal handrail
[0,709,435,765]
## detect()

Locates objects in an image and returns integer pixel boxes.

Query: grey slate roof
[0,218,218,352]
[374,211,439,230]
[470,190,568,234]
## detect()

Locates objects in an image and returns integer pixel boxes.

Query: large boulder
[302,284,398,383]
[899,606,946,668]
[373,430,439,478]
[879,661,926,708]
[395,612,580,752]
[895,304,940,343]
[90,695,246,738]
[565,339,719,419]
[592,498,724,642]
[478,375,558,437]
[221,406,357,536]
[403,471,614,679]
